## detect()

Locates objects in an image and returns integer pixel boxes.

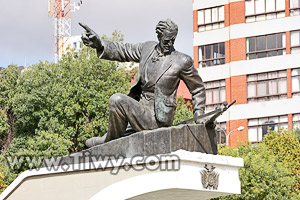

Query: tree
[0,65,20,152]
[2,131,72,180]
[0,32,131,186]
[0,166,7,194]
[172,96,193,126]
[292,123,300,143]
[216,129,300,200]
[9,34,131,152]
[0,110,9,145]
[264,129,300,194]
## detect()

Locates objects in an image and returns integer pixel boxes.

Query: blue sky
[0,0,193,68]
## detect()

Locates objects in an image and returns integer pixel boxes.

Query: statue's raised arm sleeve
[97,39,142,62]
[179,56,206,118]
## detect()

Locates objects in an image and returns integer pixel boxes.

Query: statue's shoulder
[173,51,193,67]
[139,41,158,54]
[143,41,158,48]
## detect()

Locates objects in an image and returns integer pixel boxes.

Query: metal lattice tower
[48,0,82,62]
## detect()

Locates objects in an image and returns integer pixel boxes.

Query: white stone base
[0,150,243,200]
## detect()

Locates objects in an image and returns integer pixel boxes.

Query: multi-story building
[186,0,300,147]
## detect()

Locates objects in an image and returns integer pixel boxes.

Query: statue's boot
[85,133,107,148]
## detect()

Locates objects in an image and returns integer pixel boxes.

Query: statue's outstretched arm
[79,22,142,63]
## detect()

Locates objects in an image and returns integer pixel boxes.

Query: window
[199,43,225,67]
[290,0,300,16]
[205,80,226,111]
[245,0,285,22]
[197,6,224,32]
[292,68,300,97]
[291,30,300,54]
[73,42,77,49]
[293,113,300,128]
[248,115,288,143]
[246,33,286,60]
[216,122,226,145]
[247,70,287,103]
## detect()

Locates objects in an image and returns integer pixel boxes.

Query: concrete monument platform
[45,124,217,166]
[0,150,243,200]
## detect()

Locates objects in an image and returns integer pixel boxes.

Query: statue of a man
[80,19,206,147]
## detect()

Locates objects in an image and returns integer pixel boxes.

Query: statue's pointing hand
[79,22,102,49]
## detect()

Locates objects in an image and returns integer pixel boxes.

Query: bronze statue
[80,19,206,147]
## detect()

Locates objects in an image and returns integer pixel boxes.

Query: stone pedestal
[46,124,217,167]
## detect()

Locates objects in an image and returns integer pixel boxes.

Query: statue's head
[155,19,178,54]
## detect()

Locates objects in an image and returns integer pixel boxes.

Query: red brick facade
[230,75,247,105]
[285,0,290,17]
[177,81,192,100]
[228,119,248,148]
[229,38,246,62]
[225,78,231,103]
[191,0,296,148]
[193,10,198,33]
[287,68,292,99]
[193,46,199,68]
[288,114,293,130]
[225,40,231,63]
[225,38,247,63]
[224,4,230,27]
[228,1,245,25]
[286,31,291,55]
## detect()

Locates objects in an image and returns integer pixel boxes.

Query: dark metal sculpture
[200,164,219,190]
[79,19,207,147]
[176,100,236,126]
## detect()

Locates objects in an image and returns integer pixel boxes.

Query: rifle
[176,100,236,126]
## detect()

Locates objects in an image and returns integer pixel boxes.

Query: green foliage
[0,155,18,188]
[103,30,124,42]
[292,124,300,143]
[3,131,72,177]
[0,65,20,107]
[10,34,130,152]
[216,129,300,200]
[0,110,9,135]
[264,129,300,194]
[6,131,73,159]
[0,131,72,188]
[0,31,131,188]
[0,166,7,194]
[0,66,19,152]
[172,96,193,126]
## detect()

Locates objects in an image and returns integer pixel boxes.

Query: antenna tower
[48,0,82,62]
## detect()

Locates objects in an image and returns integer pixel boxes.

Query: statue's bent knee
[109,93,125,109]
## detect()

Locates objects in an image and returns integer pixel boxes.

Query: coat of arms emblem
[200,164,219,190]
